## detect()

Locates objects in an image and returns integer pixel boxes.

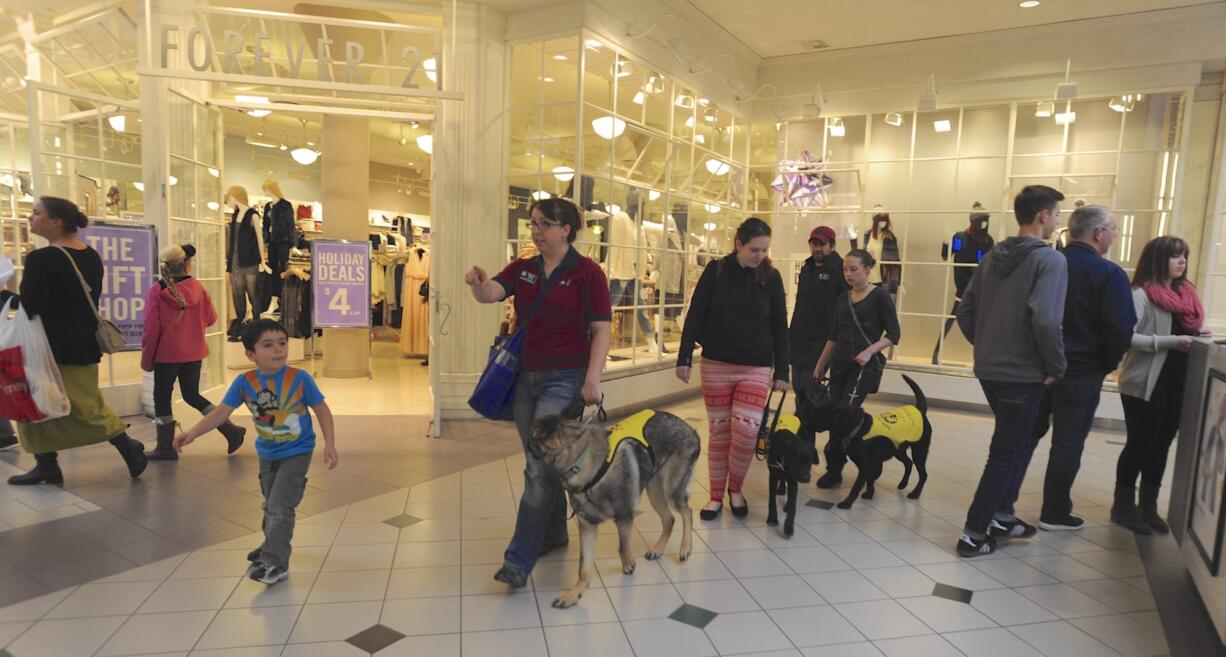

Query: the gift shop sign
[78,222,158,351]
[311,240,371,329]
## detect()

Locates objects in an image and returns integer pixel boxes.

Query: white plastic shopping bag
[0,298,70,422]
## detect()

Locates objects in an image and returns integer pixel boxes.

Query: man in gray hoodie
[955,185,1067,557]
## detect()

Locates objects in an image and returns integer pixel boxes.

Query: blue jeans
[504,368,586,574]
[1031,377,1103,521]
[965,380,1048,537]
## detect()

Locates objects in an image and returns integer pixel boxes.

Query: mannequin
[575,209,606,262]
[225,185,269,341]
[606,209,664,353]
[853,208,901,292]
[932,203,994,364]
[261,180,296,314]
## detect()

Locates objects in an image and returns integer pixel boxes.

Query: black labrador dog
[808,374,932,509]
[765,385,825,537]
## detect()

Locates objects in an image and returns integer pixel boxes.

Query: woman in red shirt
[142,244,245,460]
[465,197,612,588]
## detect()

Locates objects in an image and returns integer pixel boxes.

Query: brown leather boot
[1138,484,1169,534]
[146,421,178,461]
[217,421,246,454]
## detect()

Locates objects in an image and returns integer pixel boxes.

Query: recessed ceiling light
[933,119,952,133]
[584,39,603,50]
[539,76,555,82]
[1019,0,1040,7]
[552,54,569,61]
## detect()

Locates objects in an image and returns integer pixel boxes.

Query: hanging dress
[400,249,431,357]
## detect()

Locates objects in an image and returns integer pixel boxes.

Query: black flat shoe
[699,504,723,521]
[729,497,749,518]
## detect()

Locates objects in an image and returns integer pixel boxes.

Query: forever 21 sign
[159,26,426,88]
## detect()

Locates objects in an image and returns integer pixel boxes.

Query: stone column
[433,3,509,415]
[321,115,372,377]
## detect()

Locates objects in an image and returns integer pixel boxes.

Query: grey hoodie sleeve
[1029,251,1068,379]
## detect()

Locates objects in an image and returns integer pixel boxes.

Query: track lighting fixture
[917,73,937,112]
[884,112,904,127]
[1055,59,1077,100]
[803,84,824,119]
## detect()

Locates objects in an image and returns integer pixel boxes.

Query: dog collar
[561,444,590,481]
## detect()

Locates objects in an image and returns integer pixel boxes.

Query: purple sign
[311,240,371,328]
[78,222,158,351]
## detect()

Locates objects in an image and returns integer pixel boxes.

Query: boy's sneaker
[0,435,16,450]
[249,562,289,585]
[1039,515,1085,531]
[988,517,1037,540]
[956,533,997,558]
[247,547,263,563]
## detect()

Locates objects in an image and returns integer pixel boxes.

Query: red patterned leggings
[700,357,771,502]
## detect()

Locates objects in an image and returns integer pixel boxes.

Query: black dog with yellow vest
[809,374,932,509]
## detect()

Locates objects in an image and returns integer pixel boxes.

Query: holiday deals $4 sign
[311,240,372,328]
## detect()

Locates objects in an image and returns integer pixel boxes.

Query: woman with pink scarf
[1113,236,1209,535]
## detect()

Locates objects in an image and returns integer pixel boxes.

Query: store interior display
[260,179,296,314]
[224,184,267,341]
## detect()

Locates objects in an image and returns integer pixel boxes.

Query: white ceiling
[682,0,1225,58]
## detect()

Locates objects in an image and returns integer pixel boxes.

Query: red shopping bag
[0,345,44,421]
[0,300,69,422]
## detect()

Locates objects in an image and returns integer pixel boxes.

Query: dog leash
[755,389,788,461]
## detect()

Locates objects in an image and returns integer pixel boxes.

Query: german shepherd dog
[529,398,700,609]
[765,387,825,537]
[809,374,932,509]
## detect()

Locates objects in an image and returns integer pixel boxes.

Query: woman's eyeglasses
[530,220,563,231]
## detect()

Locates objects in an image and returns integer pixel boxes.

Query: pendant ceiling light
[291,119,320,165]
[704,158,731,175]
[398,122,408,145]
[552,166,575,181]
[703,221,717,231]
[424,57,437,83]
[648,190,661,201]
[591,116,626,140]
[803,83,824,119]
[416,134,433,154]
[704,203,721,213]
[107,114,126,132]
[1055,59,1077,100]
[1109,94,1139,112]
[1035,100,1055,117]
[531,190,551,200]
[827,117,845,137]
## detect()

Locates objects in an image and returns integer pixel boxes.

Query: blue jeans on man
[502,368,585,577]
[964,380,1048,537]
[1029,377,1103,522]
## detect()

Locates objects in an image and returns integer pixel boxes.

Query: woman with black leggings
[142,244,245,460]
[1113,236,1207,534]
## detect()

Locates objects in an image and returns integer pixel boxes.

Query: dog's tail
[901,374,928,414]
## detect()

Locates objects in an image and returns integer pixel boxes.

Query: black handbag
[419,281,429,299]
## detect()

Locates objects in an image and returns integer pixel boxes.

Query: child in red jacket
[141,244,245,460]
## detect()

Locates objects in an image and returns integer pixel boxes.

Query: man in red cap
[790,226,848,467]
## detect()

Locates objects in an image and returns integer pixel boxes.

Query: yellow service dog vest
[866,405,924,448]
[775,414,801,436]
[606,409,655,461]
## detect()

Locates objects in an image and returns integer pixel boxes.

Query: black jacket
[1061,242,1136,379]
[21,246,104,365]
[943,230,994,294]
[227,207,261,272]
[263,198,296,246]
[677,254,789,382]
[789,252,848,366]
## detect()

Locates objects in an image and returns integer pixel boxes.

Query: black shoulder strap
[518,257,566,330]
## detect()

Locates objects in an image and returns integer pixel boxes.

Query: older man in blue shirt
[1031,205,1136,531]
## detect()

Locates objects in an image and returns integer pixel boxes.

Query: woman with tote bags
[7,197,147,485]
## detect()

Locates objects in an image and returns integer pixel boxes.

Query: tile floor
[0,396,1198,657]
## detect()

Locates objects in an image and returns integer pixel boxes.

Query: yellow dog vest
[606,409,655,461]
[775,414,801,436]
[866,405,924,448]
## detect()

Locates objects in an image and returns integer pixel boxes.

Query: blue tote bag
[468,262,565,420]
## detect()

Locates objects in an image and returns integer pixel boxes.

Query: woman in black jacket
[813,249,901,488]
[677,218,789,520]
[6,197,147,485]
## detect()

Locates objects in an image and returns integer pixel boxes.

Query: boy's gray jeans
[259,452,311,568]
